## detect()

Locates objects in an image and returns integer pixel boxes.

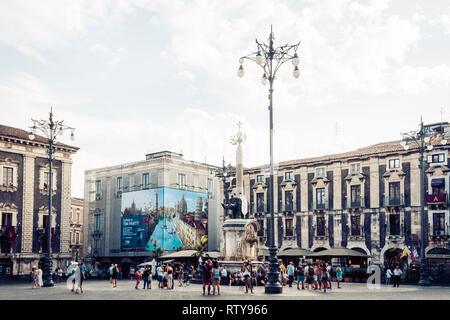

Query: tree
[152,247,164,260]
[194,244,206,259]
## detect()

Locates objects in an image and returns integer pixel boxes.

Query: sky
[0,0,449,198]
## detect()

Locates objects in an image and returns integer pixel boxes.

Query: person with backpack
[287,261,295,287]
[202,260,212,295]
[296,262,305,290]
[335,264,343,289]
[307,263,315,290]
[321,263,329,293]
[111,264,118,288]
[211,260,221,295]
[326,263,333,290]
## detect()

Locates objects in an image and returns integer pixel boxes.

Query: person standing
[157,263,163,289]
[109,264,114,283]
[58,267,63,282]
[393,265,402,288]
[326,263,332,290]
[242,260,253,294]
[296,262,304,290]
[167,263,173,290]
[202,260,212,295]
[142,266,150,290]
[279,262,286,286]
[212,260,221,295]
[287,262,295,287]
[31,266,37,289]
[335,264,343,289]
[386,267,393,285]
[321,264,328,293]
[220,265,228,286]
[36,266,43,288]
[78,263,86,293]
[178,264,184,287]
[130,267,135,280]
[135,268,141,290]
[111,264,118,288]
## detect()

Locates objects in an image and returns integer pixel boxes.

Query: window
[351,215,361,236]
[69,232,72,244]
[42,215,49,229]
[427,153,445,164]
[95,180,102,200]
[285,218,293,237]
[431,179,446,194]
[316,188,325,207]
[316,216,325,236]
[285,172,293,180]
[350,163,360,173]
[2,167,13,186]
[142,173,150,188]
[94,239,99,249]
[256,193,264,212]
[76,232,80,244]
[316,168,325,177]
[43,172,50,190]
[94,214,100,232]
[1,212,12,228]
[389,182,401,205]
[257,219,264,237]
[433,213,446,236]
[389,159,400,169]
[389,214,400,236]
[284,190,293,211]
[178,174,186,187]
[351,185,361,207]
[257,175,264,183]
[76,210,80,224]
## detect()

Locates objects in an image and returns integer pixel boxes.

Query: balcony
[350,196,365,210]
[426,193,448,207]
[384,195,405,207]
[430,227,450,242]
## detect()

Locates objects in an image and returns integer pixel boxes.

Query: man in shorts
[157,263,164,289]
[202,260,212,295]
[296,262,305,290]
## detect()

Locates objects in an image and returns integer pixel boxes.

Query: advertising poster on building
[120,187,208,252]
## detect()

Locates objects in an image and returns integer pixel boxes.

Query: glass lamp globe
[441,139,447,145]
[400,140,406,147]
[427,145,433,151]
[255,52,263,65]
[70,132,75,141]
[404,145,410,151]
[292,53,300,67]
[28,132,35,140]
[293,66,300,79]
[237,65,244,78]
[261,74,268,86]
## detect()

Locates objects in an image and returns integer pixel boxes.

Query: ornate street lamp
[29,108,75,287]
[400,118,447,286]
[237,26,300,294]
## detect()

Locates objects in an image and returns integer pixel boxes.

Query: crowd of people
[32,258,407,294]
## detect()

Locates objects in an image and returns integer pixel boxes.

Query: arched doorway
[426,247,450,281]
[349,247,368,268]
[384,248,406,271]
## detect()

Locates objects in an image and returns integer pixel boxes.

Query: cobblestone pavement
[0,280,449,300]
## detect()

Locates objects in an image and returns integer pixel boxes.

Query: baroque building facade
[70,197,84,262]
[83,151,220,276]
[221,123,450,279]
[0,124,78,279]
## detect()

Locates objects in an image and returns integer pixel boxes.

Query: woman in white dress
[37,267,43,287]
[74,265,81,293]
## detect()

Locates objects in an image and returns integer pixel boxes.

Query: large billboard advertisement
[120,187,208,252]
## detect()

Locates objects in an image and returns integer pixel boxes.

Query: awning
[310,247,370,258]
[277,248,314,257]
[431,178,445,187]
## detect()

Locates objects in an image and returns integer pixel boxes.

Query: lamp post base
[265,282,283,294]
[42,256,54,287]
[264,246,282,294]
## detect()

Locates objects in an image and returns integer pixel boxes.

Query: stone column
[60,160,72,255]
[21,155,35,253]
